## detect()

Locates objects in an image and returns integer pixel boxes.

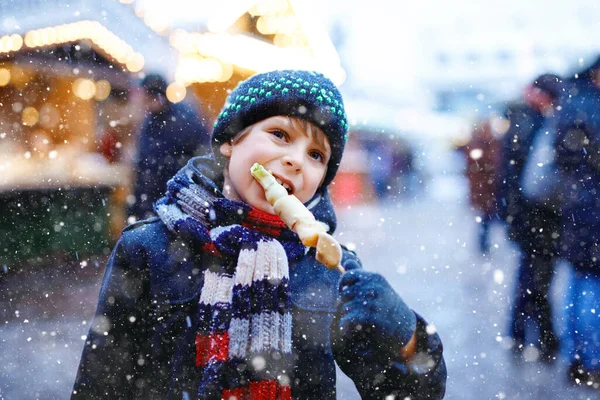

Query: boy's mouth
[271,173,294,195]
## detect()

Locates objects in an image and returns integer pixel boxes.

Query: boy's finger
[340,282,378,302]
[342,259,361,271]
[339,270,363,289]
[339,268,374,288]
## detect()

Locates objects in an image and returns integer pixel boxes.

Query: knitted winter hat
[211,70,349,187]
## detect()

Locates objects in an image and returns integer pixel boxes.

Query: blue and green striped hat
[211,70,349,187]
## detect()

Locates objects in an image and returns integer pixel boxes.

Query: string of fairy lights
[0,20,147,111]
[170,0,345,87]
[0,0,344,105]
[0,20,144,73]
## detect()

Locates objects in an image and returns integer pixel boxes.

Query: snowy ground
[1,174,598,399]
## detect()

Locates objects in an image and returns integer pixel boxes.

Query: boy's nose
[281,152,303,172]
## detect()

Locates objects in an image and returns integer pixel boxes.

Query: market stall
[0,1,173,264]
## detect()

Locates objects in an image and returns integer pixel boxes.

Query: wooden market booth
[0,0,175,265]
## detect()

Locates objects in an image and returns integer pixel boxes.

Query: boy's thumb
[342,259,361,272]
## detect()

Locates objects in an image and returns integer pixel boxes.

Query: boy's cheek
[244,182,277,214]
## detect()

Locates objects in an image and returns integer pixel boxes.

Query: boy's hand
[337,265,417,359]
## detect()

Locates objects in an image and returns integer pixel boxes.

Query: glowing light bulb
[73,78,96,100]
[166,82,186,103]
[10,34,23,51]
[126,52,144,72]
[0,68,10,86]
[22,107,39,126]
[94,80,111,101]
[218,62,233,82]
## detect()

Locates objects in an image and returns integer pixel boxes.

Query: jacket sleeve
[71,232,151,399]
[332,311,447,400]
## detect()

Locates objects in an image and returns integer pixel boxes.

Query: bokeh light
[73,78,96,100]
[22,107,39,127]
[94,80,111,101]
[166,82,186,103]
[125,52,145,72]
[0,68,10,86]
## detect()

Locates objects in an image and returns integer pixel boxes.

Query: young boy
[72,70,446,399]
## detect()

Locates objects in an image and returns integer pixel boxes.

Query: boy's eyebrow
[309,129,331,157]
[284,117,331,155]
[311,132,330,155]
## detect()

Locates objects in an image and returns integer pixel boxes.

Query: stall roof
[0,0,177,78]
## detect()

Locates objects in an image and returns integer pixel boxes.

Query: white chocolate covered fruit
[251,163,344,272]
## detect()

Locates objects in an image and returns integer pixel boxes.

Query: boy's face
[220,116,331,214]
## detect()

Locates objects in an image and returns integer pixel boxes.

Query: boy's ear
[220,142,232,157]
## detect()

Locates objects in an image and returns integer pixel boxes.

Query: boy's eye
[271,130,287,140]
[309,150,325,162]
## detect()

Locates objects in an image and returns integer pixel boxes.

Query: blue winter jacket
[554,81,600,271]
[72,159,446,399]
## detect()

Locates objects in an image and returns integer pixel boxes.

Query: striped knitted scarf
[155,164,304,399]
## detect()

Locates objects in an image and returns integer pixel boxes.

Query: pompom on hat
[211,70,349,187]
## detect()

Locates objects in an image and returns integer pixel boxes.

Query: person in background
[391,139,417,199]
[368,138,395,201]
[128,74,210,221]
[99,87,130,164]
[461,120,501,254]
[496,74,563,363]
[554,57,600,385]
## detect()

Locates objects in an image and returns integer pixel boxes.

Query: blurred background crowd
[458,67,600,386]
[2,0,600,399]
